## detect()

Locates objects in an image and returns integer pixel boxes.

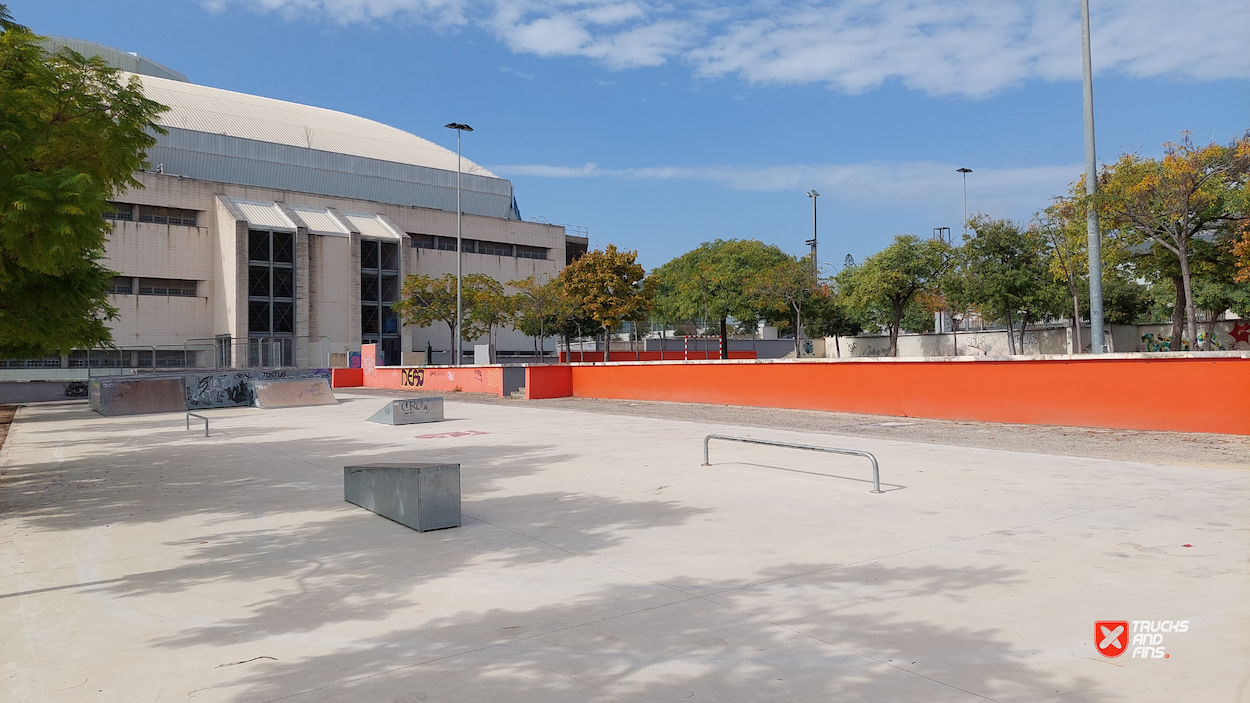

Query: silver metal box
[344,463,461,532]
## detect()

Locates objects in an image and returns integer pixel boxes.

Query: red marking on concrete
[414,430,490,439]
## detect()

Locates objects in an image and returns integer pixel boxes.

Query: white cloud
[492,159,1082,217]
[204,0,1250,96]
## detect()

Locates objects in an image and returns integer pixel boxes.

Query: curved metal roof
[135,74,496,178]
[42,36,189,82]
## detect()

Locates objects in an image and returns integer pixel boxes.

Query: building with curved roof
[19,38,584,372]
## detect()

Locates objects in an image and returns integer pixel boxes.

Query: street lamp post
[805,190,819,263]
[444,122,473,366]
[1080,0,1105,354]
[956,168,972,237]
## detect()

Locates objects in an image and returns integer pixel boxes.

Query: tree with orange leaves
[1097,132,1250,347]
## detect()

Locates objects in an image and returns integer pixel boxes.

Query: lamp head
[445,123,474,132]
[956,167,972,174]
[807,190,820,198]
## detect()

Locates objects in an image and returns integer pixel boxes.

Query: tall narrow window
[247,228,295,366]
[360,239,400,364]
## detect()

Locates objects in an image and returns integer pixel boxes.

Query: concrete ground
[1,393,1248,702]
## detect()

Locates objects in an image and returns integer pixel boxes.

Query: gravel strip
[347,388,1249,470]
[0,405,14,455]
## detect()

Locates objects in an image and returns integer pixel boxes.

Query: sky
[10,0,1249,271]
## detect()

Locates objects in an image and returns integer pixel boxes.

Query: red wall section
[331,368,363,388]
[566,357,1250,435]
[526,365,573,399]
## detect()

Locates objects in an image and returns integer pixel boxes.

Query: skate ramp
[367,397,445,425]
[89,376,187,416]
[251,378,337,409]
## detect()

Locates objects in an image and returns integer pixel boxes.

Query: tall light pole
[956,168,972,238]
[805,190,819,263]
[1080,0,1105,354]
[444,122,473,366]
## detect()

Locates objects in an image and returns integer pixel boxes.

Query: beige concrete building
[43,38,585,370]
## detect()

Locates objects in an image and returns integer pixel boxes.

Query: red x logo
[1096,621,1129,657]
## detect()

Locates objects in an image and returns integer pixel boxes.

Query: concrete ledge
[344,463,461,532]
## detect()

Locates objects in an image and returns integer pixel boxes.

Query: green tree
[466,276,513,351]
[650,239,790,358]
[746,256,818,356]
[947,218,1063,355]
[838,234,946,357]
[1098,132,1250,347]
[802,283,863,358]
[558,244,651,349]
[393,273,495,358]
[509,274,564,360]
[0,6,167,357]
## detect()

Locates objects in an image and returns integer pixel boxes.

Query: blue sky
[12,0,1249,270]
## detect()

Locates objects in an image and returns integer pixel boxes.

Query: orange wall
[566,357,1250,435]
[365,365,504,395]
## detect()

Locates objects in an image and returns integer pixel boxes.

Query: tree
[1098,132,1250,348]
[0,6,167,357]
[946,218,1063,355]
[558,244,651,349]
[393,273,494,358]
[1036,200,1090,353]
[650,239,790,358]
[465,276,513,351]
[747,256,818,356]
[509,274,562,360]
[838,234,946,357]
[802,283,862,358]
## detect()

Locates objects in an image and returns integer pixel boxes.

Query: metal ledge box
[344,463,461,532]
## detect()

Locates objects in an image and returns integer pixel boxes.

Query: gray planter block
[367,397,444,425]
[344,463,461,532]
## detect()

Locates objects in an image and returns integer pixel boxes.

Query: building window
[108,276,135,294]
[411,234,542,260]
[137,205,198,226]
[360,239,400,365]
[137,278,197,296]
[0,356,62,368]
[102,202,134,221]
[247,228,295,366]
[478,241,513,257]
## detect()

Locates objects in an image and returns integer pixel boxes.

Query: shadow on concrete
[730,461,906,492]
[179,561,1108,702]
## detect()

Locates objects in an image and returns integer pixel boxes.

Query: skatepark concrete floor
[1,393,1247,702]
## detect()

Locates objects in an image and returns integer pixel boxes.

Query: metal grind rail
[186,412,209,437]
[701,434,882,493]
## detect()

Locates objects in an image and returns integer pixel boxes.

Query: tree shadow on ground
[186,561,1110,703]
